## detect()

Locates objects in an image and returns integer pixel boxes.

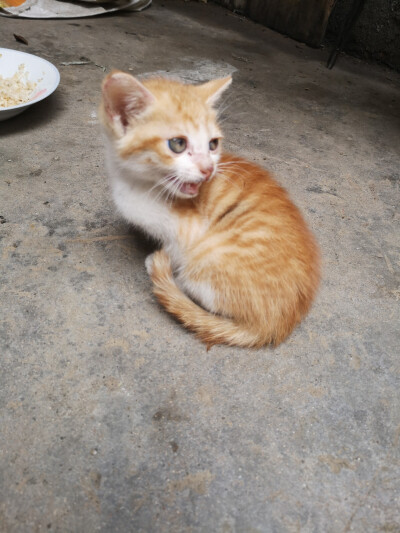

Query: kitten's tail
[149,250,271,349]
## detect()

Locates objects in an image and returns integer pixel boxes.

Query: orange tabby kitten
[100,71,320,348]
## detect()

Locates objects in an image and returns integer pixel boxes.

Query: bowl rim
[0,47,60,112]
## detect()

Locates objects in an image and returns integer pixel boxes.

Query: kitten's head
[100,71,231,198]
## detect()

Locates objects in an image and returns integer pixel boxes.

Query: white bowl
[0,48,60,121]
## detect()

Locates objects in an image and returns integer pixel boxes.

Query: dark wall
[213,0,400,70]
[326,0,400,70]
[213,0,336,46]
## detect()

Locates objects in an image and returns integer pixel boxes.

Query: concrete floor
[1,1,400,531]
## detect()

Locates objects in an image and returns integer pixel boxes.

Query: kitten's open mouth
[165,176,202,197]
[179,181,201,196]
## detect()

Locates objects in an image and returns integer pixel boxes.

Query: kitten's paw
[145,253,155,276]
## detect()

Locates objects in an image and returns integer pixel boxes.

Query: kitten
[100,71,320,348]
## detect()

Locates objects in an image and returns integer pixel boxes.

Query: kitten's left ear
[101,70,155,137]
[197,76,232,107]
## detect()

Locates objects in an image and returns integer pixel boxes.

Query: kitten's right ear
[197,76,232,107]
[101,71,155,137]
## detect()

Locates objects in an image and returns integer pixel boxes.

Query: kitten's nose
[200,165,214,181]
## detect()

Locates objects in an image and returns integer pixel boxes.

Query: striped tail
[149,250,273,348]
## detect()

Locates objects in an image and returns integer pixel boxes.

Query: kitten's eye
[168,137,187,154]
[209,138,219,151]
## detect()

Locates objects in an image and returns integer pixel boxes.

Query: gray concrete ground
[1,1,399,531]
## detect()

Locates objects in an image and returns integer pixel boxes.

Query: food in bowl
[0,59,38,108]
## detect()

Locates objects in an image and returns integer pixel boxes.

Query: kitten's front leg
[146,248,217,314]
[146,243,180,278]
[145,253,155,276]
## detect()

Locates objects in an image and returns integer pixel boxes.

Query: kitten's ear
[101,71,155,137]
[197,76,232,107]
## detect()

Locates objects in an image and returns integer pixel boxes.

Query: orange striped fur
[100,71,320,348]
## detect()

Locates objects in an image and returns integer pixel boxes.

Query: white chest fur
[111,176,178,244]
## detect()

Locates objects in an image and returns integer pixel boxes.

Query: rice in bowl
[0,61,37,109]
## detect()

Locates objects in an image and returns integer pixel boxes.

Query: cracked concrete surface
[1,1,399,531]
